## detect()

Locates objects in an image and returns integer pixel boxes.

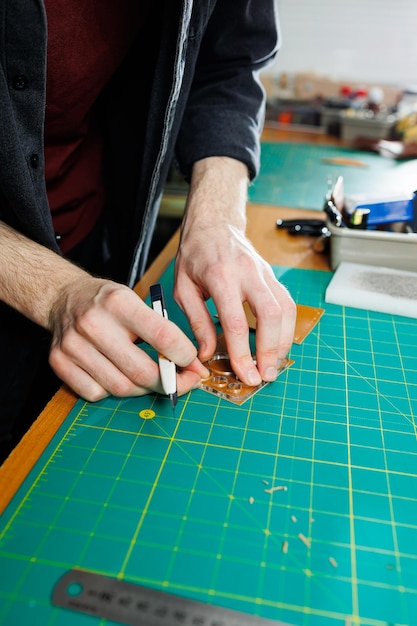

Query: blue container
[355,194,415,226]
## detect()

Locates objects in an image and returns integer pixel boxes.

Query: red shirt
[44,0,147,253]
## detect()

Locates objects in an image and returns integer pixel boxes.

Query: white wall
[267,0,417,88]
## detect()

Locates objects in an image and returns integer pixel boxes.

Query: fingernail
[201,366,211,380]
[247,368,262,386]
[264,366,278,382]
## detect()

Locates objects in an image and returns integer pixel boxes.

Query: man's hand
[174,157,296,387]
[48,277,208,401]
[0,221,208,402]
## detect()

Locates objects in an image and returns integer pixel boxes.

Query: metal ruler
[52,568,291,626]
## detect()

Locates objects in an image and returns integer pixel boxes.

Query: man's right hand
[48,277,208,401]
[0,221,207,402]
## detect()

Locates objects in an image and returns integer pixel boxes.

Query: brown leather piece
[242,301,324,344]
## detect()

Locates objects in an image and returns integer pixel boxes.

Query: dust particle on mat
[298,533,311,548]
[264,485,287,494]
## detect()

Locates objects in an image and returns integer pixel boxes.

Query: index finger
[250,281,296,381]
[214,288,262,387]
[128,296,208,377]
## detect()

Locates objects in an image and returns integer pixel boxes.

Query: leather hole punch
[199,349,293,405]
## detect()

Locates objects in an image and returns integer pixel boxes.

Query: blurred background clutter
[260,0,417,150]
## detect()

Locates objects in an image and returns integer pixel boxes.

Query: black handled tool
[276,218,329,237]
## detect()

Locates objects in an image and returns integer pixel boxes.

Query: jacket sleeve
[175,0,280,181]
[0,0,57,250]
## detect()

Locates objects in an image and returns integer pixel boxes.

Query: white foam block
[325,262,417,318]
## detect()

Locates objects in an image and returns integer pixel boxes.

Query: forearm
[0,220,90,329]
[181,156,249,236]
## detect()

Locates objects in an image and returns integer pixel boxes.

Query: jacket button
[55,233,62,243]
[30,153,39,168]
[13,75,29,90]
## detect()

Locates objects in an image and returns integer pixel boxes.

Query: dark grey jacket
[0,0,279,434]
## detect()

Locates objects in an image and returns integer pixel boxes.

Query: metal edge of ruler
[52,568,294,626]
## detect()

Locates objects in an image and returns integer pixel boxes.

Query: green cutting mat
[1,263,417,626]
[249,142,417,208]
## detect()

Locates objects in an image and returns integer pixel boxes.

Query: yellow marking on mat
[329,557,338,568]
[298,533,311,548]
[303,568,313,577]
[291,515,297,523]
[263,529,272,537]
[248,496,255,505]
[281,540,289,554]
[139,409,156,420]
